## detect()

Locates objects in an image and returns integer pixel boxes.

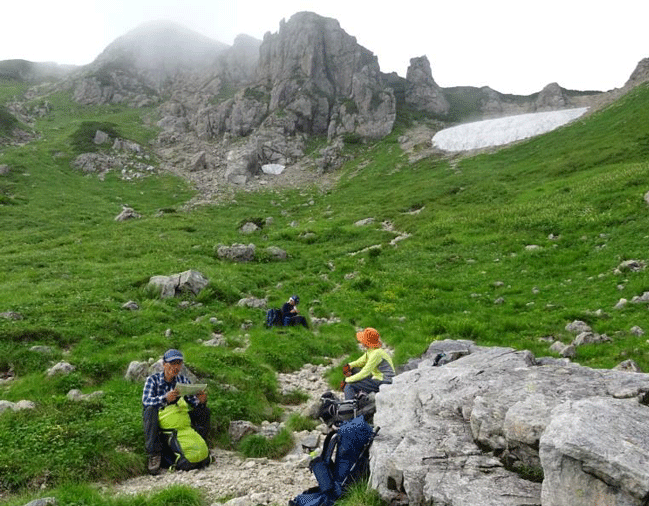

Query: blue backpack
[265,308,283,327]
[289,416,379,506]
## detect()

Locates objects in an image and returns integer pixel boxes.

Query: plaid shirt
[141,372,199,409]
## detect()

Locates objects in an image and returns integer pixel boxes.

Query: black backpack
[317,391,376,427]
[265,308,283,327]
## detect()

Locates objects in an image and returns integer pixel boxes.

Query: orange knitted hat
[356,327,381,348]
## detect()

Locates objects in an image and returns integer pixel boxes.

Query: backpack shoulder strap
[320,430,339,463]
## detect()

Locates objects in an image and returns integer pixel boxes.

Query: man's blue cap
[163,349,184,363]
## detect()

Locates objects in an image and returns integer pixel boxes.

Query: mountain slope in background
[93,20,229,73]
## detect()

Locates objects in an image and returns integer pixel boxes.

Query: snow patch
[261,164,285,175]
[432,107,589,152]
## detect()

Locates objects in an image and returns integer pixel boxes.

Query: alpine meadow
[1,72,649,505]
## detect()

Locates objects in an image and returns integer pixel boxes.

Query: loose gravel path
[109,361,343,506]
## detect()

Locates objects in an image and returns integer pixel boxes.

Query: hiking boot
[147,454,161,475]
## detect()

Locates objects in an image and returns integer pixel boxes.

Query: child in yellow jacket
[341,327,395,400]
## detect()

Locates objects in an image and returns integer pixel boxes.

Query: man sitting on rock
[142,348,210,475]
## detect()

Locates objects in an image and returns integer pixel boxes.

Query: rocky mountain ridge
[2,12,648,201]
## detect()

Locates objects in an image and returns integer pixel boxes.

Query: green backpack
[158,398,210,470]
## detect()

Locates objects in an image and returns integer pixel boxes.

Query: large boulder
[224,143,260,184]
[124,361,150,382]
[46,361,75,377]
[125,359,199,384]
[0,400,36,413]
[370,340,649,506]
[216,243,256,262]
[541,397,649,506]
[148,269,209,298]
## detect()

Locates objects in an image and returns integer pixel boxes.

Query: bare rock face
[148,270,209,298]
[50,13,647,201]
[257,11,396,139]
[534,82,569,111]
[71,72,159,107]
[371,340,649,506]
[405,56,449,117]
[479,86,508,117]
[625,57,649,88]
[328,64,396,140]
[541,397,649,506]
[213,34,262,85]
[258,12,372,101]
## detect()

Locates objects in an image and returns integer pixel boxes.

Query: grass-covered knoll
[1,81,649,503]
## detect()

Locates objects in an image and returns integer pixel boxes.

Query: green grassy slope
[0,82,648,499]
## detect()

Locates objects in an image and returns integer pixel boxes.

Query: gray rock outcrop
[534,82,569,111]
[0,399,36,413]
[265,246,287,260]
[114,206,141,221]
[67,389,104,401]
[405,56,449,117]
[237,297,267,309]
[148,269,209,298]
[225,143,260,184]
[124,361,150,382]
[124,359,199,384]
[22,497,57,506]
[257,12,396,140]
[0,311,23,320]
[624,57,649,89]
[370,340,649,506]
[46,361,75,377]
[216,243,256,262]
[71,153,120,174]
[541,397,649,506]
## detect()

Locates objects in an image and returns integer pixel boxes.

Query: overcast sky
[2,0,647,95]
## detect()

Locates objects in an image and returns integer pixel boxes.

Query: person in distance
[281,294,309,328]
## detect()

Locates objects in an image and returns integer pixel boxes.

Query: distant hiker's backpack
[317,391,376,427]
[158,398,210,471]
[265,307,283,327]
[289,416,380,506]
